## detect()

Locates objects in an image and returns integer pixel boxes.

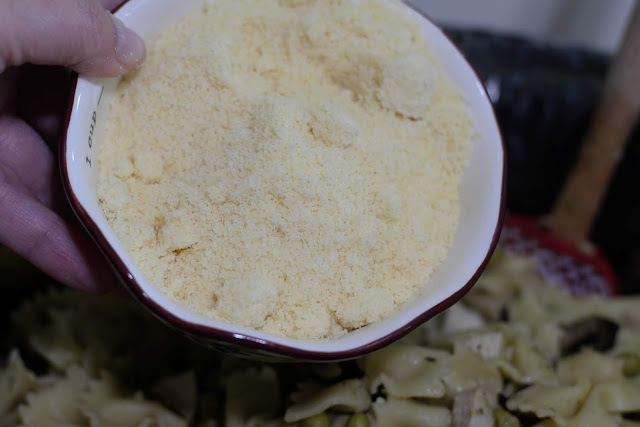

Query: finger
[0,0,145,77]
[0,156,35,198]
[0,163,117,293]
[98,0,126,12]
[0,116,63,209]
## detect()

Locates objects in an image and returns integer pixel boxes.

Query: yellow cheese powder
[97,0,472,339]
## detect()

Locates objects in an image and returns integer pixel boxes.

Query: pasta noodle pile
[2,252,640,426]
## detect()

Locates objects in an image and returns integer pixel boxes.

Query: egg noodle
[2,251,640,426]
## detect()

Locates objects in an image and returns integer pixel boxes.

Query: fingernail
[112,16,146,68]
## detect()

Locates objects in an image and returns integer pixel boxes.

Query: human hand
[0,0,145,292]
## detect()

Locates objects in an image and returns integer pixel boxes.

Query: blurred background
[409,0,635,53]
[404,0,640,294]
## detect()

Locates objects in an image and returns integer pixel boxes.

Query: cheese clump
[98,0,472,339]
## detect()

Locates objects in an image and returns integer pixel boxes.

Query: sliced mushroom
[560,317,619,356]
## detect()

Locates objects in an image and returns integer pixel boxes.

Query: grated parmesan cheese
[97,0,472,339]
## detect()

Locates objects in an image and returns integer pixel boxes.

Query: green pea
[346,412,370,427]
[302,413,330,427]
[493,408,521,427]
[619,352,640,376]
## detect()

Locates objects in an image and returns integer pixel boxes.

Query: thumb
[0,0,146,77]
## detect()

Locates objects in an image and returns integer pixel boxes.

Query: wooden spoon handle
[550,1,640,244]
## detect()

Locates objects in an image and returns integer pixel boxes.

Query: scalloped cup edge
[60,0,505,361]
